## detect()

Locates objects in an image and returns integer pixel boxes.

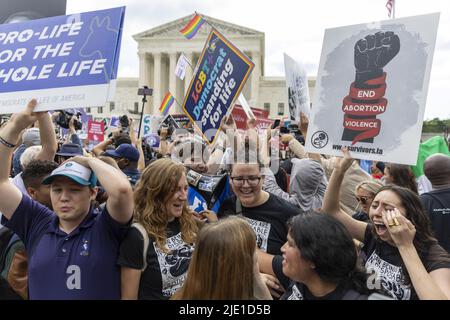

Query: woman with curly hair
[118,158,199,300]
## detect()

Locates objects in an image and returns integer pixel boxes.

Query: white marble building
[90,14,315,122]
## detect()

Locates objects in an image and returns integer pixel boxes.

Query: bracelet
[0,135,16,148]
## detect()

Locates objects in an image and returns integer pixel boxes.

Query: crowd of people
[0,99,449,300]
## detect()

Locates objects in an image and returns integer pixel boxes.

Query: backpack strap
[131,223,149,272]
[0,228,14,272]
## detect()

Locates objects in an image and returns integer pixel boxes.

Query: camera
[119,115,129,128]
[137,86,153,96]
[55,110,82,130]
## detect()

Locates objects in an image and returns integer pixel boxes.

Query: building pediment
[133,13,264,40]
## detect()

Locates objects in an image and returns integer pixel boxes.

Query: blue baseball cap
[42,161,97,187]
[104,143,140,162]
[56,143,83,157]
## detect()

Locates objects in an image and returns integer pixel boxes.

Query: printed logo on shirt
[287,284,304,300]
[80,239,89,256]
[365,251,411,300]
[154,233,195,297]
[243,217,271,252]
[433,208,450,215]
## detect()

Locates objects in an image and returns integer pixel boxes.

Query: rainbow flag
[180,13,205,39]
[159,92,175,115]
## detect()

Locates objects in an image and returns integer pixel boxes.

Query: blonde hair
[20,145,42,169]
[172,216,256,300]
[133,158,198,252]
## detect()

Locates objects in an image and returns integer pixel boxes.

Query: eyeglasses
[230,176,262,187]
[355,196,371,205]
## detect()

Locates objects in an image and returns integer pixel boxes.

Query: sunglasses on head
[355,196,370,205]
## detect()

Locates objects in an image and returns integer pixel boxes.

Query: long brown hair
[385,164,418,194]
[172,217,256,300]
[373,185,450,283]
[133,158,198,251]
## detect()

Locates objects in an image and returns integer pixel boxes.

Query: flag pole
[392,0,396,19]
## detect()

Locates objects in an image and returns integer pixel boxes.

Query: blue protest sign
[0,7,125,113]
[110,116,119,128]
[181,29,254,144]
[144,133,160,148]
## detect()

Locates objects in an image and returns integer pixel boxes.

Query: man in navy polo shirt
[0,100,134,299]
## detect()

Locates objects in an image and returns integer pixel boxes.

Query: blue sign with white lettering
[181,29,254,144]
[0,7,125,113]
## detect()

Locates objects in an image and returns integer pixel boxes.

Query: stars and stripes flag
[386,0,395,18]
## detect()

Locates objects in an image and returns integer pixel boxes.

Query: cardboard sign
[231,104,272,131]
[0,7,125,113]
[181,28,254,144]
[305,13,440,165]
[141,114,162,137]
[87,120,104,142]
[284,53,311,121]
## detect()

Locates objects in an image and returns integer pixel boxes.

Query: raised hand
[299,111,309,136]
[10,99,42,132]
[220,114,237,133]
[382,208,416,248]
[354,31,400,83]
[335,146,355,172]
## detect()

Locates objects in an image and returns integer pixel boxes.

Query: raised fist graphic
[341,31,400,144]
[354,31,400,85]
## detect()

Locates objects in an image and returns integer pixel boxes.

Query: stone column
[152,52,161,114]
[138,52,149,87]
[250,51,260,108]
[184,52,194,96]
[169,52,178,112]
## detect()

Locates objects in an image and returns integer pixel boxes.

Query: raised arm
[71,156,133,224]
[129,119,145,172]
[321,147,367,241]
[0,100,41,219]
[35,111,58,161]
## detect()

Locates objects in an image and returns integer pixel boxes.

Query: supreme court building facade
[88,14,315,122]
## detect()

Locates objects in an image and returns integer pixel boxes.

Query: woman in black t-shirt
[258,213,370,300]
[322,147,450,300]
[118,158,199,300]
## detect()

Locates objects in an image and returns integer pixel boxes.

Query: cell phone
[271,119,281,129]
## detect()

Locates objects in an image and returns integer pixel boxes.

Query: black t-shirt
[420,188,450,252]
[272,255,367,300]
[218,194,300,255]
[118,219,195,300]
[361,224,450,300]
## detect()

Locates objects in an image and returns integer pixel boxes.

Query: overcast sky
[67,0,450,120]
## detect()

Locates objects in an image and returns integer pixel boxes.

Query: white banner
[283,53,311,121]
[305,13,440,165]
[174,53,189,80]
